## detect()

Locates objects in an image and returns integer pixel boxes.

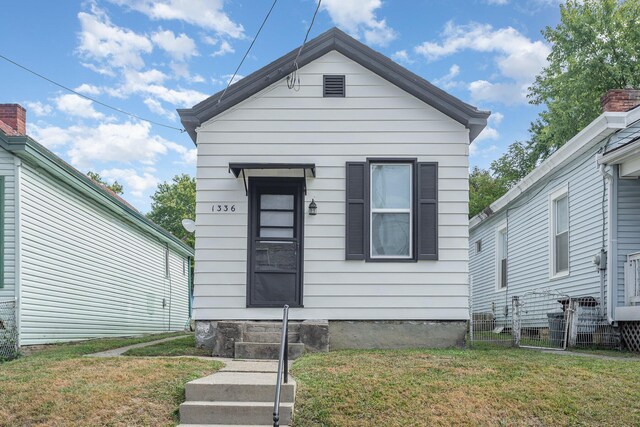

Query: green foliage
[528,0,640,161]
[469,167,509,218]
[86,171,124,195]
[147,174,196,248]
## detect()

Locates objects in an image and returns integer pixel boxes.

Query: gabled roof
[0,128,194,257]
[178,27,490,143]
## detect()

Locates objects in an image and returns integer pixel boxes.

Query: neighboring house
[469,89,640,349]
[0,104,194,346]
[178,27,489,355]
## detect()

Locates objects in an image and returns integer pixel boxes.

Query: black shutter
[345,162,367,260]
[417,162,438,260]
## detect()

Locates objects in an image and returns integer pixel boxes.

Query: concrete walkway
[86,335,188,357]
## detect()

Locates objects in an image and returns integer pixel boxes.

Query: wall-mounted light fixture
[308,199,317,215]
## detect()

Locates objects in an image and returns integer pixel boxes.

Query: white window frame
[369,162,413,259]
[549,184,570,279]
[495,221,508,292]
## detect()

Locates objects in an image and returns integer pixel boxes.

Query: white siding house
[469,89,640,350]
[0,104,193,346]
[179,28,489,353]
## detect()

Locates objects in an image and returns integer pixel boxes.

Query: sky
[0,0,563,212]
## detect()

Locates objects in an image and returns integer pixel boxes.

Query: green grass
[291,348,640,427]
[0,333,222,427]
[124,334,211,357]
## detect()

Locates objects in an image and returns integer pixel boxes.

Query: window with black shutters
[345,159,438,262]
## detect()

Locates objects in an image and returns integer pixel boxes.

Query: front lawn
[124,334,211,357]
[292,348,640,426]
[0,333,222,427]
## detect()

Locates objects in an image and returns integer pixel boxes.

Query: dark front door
[247,178,304,307]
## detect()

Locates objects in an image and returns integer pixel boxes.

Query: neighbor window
[496,224,507,290]
[164,244,170,278]
[370,163,412,259]
[476,240,482,254]
[550,186,569,277]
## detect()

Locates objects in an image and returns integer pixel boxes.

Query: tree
[528,0,640,160]
[87,171,124,195]
[147,174,196,248]
[469,167,509,218]
[489,141,538,188]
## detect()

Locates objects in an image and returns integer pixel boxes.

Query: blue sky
[0,0,562,212]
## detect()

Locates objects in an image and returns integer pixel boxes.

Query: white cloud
[212,40,234,57]
[109,0,244,39]
[55,94,105,120]
[434,64,461,89]
[321,0,397,46]
[74,83,102,95]
[485,0,509,4]
[143,98,176,120]
[152,30,198,61]
[77,5,153,70]
[25,101,52,117]
[30,121,177,169]
[471,111,504,155]
[100,168,159,197]
[415,21,550,104]
[392,50,413,64]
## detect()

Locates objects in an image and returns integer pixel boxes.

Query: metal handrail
[273,305,289,427]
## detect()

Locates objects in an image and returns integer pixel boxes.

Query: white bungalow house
[0,104,194,346]
[178,28,490,356]
[469,89,640,351]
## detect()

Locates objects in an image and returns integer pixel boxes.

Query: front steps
[179,371,296,426]
[235,322,304,360]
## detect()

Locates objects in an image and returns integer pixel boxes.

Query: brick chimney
[601,89,640,113]
[0,104,26,135]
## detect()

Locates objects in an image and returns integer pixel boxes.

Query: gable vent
[323,75,345,97]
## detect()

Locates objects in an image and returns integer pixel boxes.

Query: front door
[247,178,304,307]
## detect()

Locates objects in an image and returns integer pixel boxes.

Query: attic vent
[323,75,345,97]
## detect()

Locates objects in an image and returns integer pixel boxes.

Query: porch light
[308,199,317,215]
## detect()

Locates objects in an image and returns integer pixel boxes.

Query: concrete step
[185,372,296,403]
[243,331,300,343]
[244,322,301,334]
[179,401,293,425]
[234,342,305,360]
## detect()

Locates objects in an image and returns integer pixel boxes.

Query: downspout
[13,158,22,347]
[597,158,616,324]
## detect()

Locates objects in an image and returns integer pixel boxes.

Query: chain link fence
[470,289,620,350]
[0,300,18,361]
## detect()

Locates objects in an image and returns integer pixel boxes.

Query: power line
[287,0,322,90]
[0,53,186,133]
[217,0,279,105]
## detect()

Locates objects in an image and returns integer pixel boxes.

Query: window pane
[555,232,569,273]
[260,227,293,238]
[260,211,294,227]
[555,195,568,234]
[261,194,294,210]
[371,164,411,209]
[500,230,507,259]
[255,241,296,270]
[371,213,410,257]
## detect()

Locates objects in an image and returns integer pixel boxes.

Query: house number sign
[212,204,236,212]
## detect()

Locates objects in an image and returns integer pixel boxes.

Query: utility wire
[287,0,322,90]
[0,54,186,133]
[217,0,279,105]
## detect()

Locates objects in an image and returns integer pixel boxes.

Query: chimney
[0,104,26,135]
[601,89,640,113]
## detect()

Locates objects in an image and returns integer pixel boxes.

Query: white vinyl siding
[0,148,16,301]
[194,51,470,321]
[18,162,190,345]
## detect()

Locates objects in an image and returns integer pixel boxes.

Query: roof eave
[469,110,637,230]
[178,27,489,144]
